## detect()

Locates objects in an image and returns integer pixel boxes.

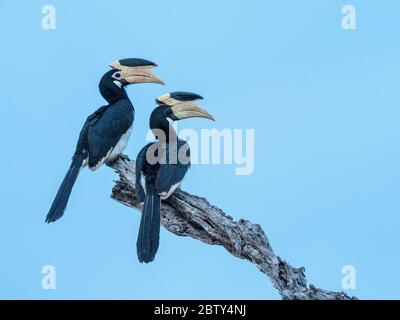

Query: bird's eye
[112,72,122,80]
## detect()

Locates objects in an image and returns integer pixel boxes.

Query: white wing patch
[159,182,181,200]
[89,147,113,171]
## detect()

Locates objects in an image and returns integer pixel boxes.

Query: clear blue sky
[1,0,399,299]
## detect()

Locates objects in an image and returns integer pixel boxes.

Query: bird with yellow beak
[135,92,214,263]
[46,58,164,224]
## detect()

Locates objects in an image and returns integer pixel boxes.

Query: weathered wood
[110,156,357,300]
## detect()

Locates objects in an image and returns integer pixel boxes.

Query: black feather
[136,194,161,263]
[45,153,85,223]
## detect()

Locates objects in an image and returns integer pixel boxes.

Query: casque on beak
[156,92,214,121]
[110,60,165,85]
[172,102,215,121]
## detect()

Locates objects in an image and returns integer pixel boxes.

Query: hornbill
[46,58,164,223]
[135,92,214,263]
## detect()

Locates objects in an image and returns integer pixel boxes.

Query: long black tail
[45,154,84,223]
[136,193,161,263]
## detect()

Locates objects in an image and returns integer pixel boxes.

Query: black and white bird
[46,58,164,223]
[135,92,214,263]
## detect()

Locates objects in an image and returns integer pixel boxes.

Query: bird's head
[99,58,164,102]
[154,91,214,122]
[149,92,214,136]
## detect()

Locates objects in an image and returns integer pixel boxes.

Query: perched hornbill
[135,92,214,263]
[46,58,164,223]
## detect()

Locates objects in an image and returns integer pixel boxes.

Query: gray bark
[110,156,357,300]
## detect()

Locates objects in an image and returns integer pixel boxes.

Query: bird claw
[118,154,130,162]
[106,154,130,168]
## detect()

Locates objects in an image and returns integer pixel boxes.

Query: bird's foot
[117,154,130,162]
[106,154,130,168]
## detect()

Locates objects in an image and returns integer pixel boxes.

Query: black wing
[74,105,108,157]
[87,100,134,169]
[155,141,190,194]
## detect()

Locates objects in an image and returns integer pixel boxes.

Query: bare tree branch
[110,156,357,300]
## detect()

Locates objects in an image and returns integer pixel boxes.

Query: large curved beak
[110,60,165,85]
[172,102,215,121]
